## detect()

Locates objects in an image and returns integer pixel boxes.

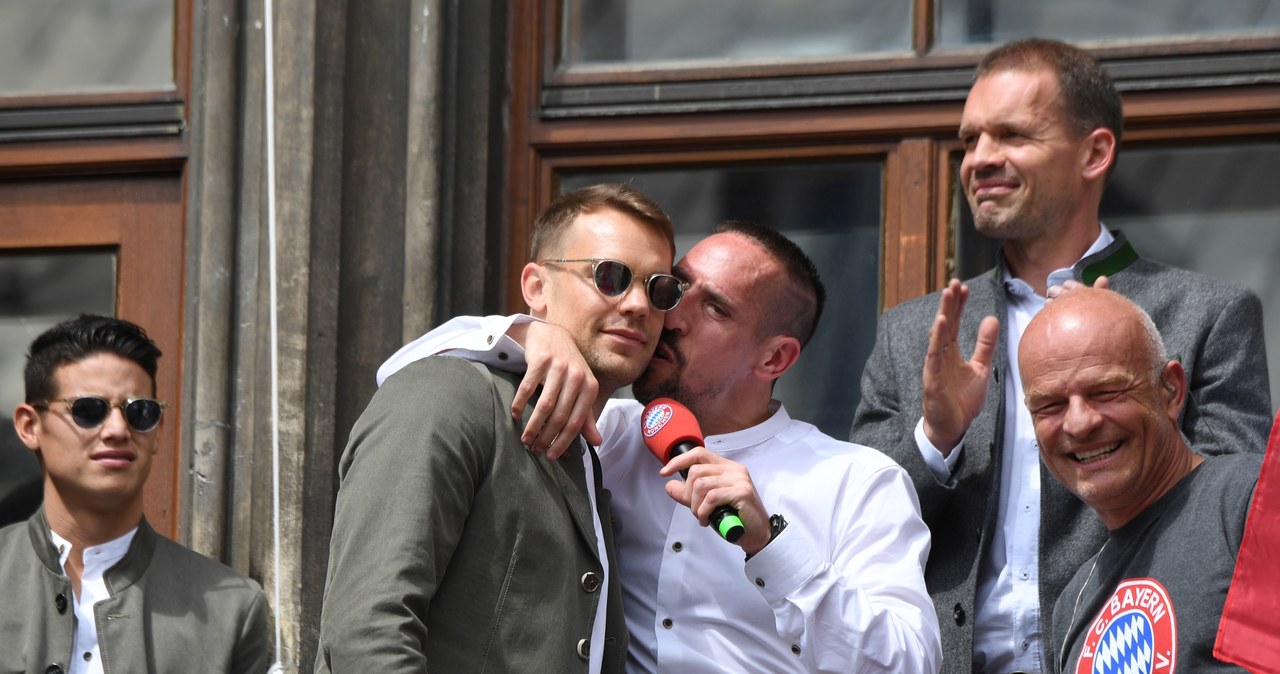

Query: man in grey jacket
[0,314,267,674]
[850,38,1271,673]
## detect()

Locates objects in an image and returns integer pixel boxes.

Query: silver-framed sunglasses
[540,258,690,311]
[34,395,168,433]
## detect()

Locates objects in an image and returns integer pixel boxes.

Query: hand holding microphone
[641,398,746,543]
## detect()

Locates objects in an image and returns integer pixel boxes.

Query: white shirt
[381,316,941,673]
[379,313,610,674]
[915,227,1114,673]
[377,314,535,385]
[49,527,138,674]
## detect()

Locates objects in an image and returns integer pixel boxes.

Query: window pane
[560,162,882,439]
[0,0,174,94]
[954,141,1280,409]
[562,0,910,67]
[937,0,1280,47]
[0,251,115,524]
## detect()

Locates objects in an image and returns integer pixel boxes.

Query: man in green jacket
[0,314,267,674]
[315,183,678,672]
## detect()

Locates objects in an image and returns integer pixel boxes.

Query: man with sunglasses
[374,220,941,673]
[0,314,267,673]
[316,184,677,673]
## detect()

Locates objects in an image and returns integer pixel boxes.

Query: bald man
[1018,288,1259,673]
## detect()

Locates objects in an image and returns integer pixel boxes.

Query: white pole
[262,0,285,670]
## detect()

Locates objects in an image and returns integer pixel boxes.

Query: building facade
[1,0,1277,669]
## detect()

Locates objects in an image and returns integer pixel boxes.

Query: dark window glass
[0,250,115,524]
[0,0,174,94]
[562,0,910,67]
[937,0,1280,47]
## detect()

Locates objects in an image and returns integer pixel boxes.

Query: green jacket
[315,356,628,672]
[0,509,267,673]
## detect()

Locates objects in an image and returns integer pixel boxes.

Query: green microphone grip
[712,506,745,543]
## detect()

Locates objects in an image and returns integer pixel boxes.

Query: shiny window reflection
[955,142,1280,409]
[561,162,882,438]
[937,0,1280,47]
[0,252,116,515]
[0,0,174,94]
[562,0,910,66]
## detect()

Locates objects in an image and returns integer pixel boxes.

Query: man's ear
[1081,127,1116,182]
[521,262,549,314]
[1160,358,1188,420]
[13,404,43,452]
[755,336,802,383]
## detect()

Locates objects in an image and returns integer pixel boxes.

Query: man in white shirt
[0,314,267,674]
[850,38,1271,673]
[378,220,942,673]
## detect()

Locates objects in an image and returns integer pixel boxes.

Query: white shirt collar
[1003,224,1115,295]
[701,400,790,454]
[49,526,138,574]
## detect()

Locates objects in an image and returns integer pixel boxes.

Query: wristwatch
[768,513,788,540]
[745,513,788,561]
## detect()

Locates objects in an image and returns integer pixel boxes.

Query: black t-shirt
[1052,454,1261,674]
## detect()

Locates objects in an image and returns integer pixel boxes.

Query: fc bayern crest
[642,403,673,439]
[1075,578,1177,674]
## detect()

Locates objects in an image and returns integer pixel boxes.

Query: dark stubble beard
[632,331,730,423]
[632,329,683,406]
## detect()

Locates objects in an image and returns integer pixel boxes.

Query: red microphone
[641,398,746,543]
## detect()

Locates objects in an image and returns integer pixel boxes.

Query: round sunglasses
[35,395,168,433]
[540,258,690,311]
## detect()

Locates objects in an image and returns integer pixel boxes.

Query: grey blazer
[315,356,628,673]
[0,509,268,674]
[850,232,1272,673]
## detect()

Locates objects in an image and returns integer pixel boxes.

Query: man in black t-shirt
[1018,288,1259,673]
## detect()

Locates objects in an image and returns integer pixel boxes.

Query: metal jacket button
[580,571,601,593]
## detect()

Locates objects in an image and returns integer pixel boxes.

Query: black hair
[24,314,162,403]
[715,220,826,348]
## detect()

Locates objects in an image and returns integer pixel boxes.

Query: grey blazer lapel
[540,439,603,563]
[509,390,601,562]
[97,519,157,672]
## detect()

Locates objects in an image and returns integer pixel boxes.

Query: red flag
[1215,409,1280,672]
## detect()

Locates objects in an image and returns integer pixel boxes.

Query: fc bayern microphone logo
[642,403,673,439]
[1074,578,1177,674]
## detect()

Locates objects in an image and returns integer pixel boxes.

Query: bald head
[1018,287,1198,529]
[1021,288,1166,388]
